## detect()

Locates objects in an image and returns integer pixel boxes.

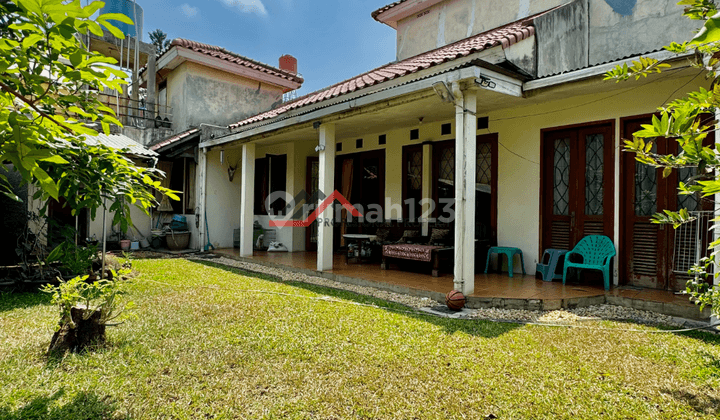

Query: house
[140,38,304,250]
[196,0,711,297]
[10,133,159,257]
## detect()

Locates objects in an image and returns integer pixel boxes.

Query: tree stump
[48,306,106,354]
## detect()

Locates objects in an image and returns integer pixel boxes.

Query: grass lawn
[1,258,720,419]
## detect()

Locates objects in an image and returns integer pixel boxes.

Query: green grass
[1,259,720,419]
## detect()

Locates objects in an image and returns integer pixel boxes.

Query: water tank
[100,0,144,41]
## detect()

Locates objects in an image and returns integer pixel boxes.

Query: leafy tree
[148,28,169,54]
[605,0,720,317]
[0,0,176,235]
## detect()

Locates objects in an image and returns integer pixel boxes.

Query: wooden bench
[381,244,454,277]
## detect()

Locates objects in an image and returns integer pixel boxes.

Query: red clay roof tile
[229,18,536,129]
[150,127,200,152]
[165,38,304,85]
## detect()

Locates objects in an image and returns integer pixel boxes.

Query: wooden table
[343,234,377,264]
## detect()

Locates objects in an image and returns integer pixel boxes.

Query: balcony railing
[96,92,173,130]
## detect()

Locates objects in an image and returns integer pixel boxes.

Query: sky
[131,0,398,96]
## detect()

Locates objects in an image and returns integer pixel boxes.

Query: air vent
[441,123,451,135]
[478,117,489,130]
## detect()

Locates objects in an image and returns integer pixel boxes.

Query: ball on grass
[445,290,466,311]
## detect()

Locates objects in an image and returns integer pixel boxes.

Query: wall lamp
[313,121,322,129]
[476,76,496,89]
[315,144,326,152]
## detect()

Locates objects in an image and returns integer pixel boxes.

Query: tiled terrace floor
[213,249,710,320]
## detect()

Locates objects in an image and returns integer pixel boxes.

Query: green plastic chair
[562,235,616,291]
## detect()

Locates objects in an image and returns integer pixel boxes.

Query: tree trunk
[48,306,106,354]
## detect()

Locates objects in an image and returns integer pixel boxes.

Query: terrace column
[317,123,336,271]
[453,85,477,296]
[197,147,208,250]
[239,143,256,257]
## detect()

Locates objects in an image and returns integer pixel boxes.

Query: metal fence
[97,92,173,129]
[672,211,715,274]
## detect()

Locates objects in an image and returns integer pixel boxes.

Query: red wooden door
[620,116,713,291]
[542,123,615,252]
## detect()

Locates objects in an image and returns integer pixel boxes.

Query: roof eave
[158,47,302,91]
[372,0,445,28]
[152,45,302,91]
[229,42,512,130]
[201,64,524,149]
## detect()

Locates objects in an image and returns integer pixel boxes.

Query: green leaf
[32,166,59,200]
[97,12,134,25]
[691,12,720,44]
[40,155,70,164]
[1,191,22,202]
[10,22,41,33]
[22,33,44,50]
[98,20,125,39]
[85,21,104,36]
[662,166,672,179]
[69,49,83,67]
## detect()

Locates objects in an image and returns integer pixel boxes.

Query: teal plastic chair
[562,235,616,291]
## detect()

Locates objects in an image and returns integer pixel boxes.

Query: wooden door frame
[333,149,386,247]
[619,114,658,287]
[478,133,499,244]
[539,119,616,257]
[429,135,498,240]
[305,156,319,252]
[334,149,387,213]
[401,144,423,221]
[619,113,715,289]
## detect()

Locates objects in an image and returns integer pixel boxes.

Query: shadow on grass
[0,389,124,420]
[191,260,521,338]
[0,290,51,313]
[661,388,720,415]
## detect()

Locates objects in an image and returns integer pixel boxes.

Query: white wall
[87,202,152,244]
[204,148,242,249]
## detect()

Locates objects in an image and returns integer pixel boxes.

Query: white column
[452,85,477,296]
[317,123,336,271]
[421,142,432,236]
[197,147,208,251]
[239,143,256,257]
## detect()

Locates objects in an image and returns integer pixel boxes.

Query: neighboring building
[140,39,304,250]
[18,133,158,257]
[198,0,714,296]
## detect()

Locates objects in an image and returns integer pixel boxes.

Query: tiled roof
[229,19,534,129]
[150,127,201,152]
[84,133,158,157]
[166,39,304,85]
[371,0,409,19]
